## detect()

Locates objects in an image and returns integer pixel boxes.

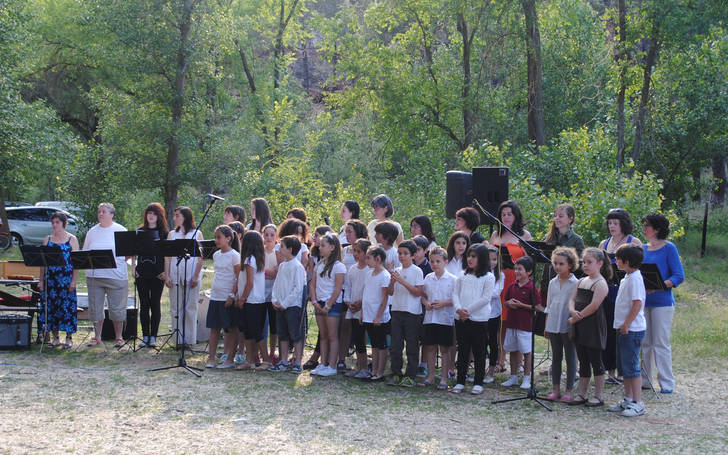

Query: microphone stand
[471,199,551,411]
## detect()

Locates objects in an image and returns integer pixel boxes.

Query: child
[421,247,457,390]
[237,230,271,371]
[361,246,392,381]
[223,205,247,225]
[205,225,241,369]
[343,239,372,379]
[262,224,279,363]
[484,246,505,383]
[309,233,347,377]
[269,236,307,374]
[305,225,334,370]
[445,231,470,278]
[412,235,433,277]
[337,220,368,368]
[608,244,647,417]
[501,256,541,390]
[387,240,425,387]
[374,220,401,270]
[567,247,612,407]
[451,244,495,395]
[543,247,579,402]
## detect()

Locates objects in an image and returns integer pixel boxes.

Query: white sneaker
[219,353,228,364]
[608,397,632,412]
[451,384,465,394]
[501,375,519,387]
[520,375,531,390]
[484,375,494,384]
[320,366,338,377]
[471,385,484,395]
[310,364,324,376]
[621,401,646,417]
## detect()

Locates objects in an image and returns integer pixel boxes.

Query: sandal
[585,397,604,407]
[87,338,102,347]
[546,392,561,401]
[51,338,61,348]
[114,339,124,348]
[437,382,448,390]
[567,394,587,406]
[418,380,433,387]
[561,392,574,403]
[63,338,73,349]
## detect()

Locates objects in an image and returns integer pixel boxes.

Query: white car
[1,206,79,246]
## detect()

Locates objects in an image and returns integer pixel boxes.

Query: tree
[521,0,546,147]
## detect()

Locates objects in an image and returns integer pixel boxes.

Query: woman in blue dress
[38,212,79,348]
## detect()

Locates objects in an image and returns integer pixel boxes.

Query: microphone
[205,194,225,201]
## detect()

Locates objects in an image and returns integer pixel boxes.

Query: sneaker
[484,375,494,384]
[501,375,520,387]
[387,375,402,386]
[621,401,646,417]
[234,354,246,365]
[399,377,416,388]
[268,362,289,372]
[660,388,673,394]
[608,398,632,412]
[219,353,228,364]
[416,366,428,378]
[320,365,338,377]
[451,384,465,394]
[289,364,302,374]
[471,385,484,395]
[345,369,360,378]
[520,375,531,390]
[310,364,326,376]
[354,370,371,380]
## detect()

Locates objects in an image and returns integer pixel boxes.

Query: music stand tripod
[471,199,552,411]
[20,245,65,353]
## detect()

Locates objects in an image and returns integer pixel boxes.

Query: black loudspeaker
[472,167,509,224]
[0,314,32,349]
[446,170,473,218]
[101,308,138,340]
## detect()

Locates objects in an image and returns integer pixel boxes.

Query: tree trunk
[522,0,546,147]
[0,185,9,234]
[711,155,727,206]
[164,0,195,227]
[457,14,473,149]
[631,35,659,175]
[616,0,627,168]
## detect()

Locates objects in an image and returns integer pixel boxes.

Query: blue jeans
[617,330,645,379]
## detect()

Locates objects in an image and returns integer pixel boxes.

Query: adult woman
[164,206,204,347]
[248,198,272,233]
[338,201,360,245]
[540,204,585,301]
[489,200,532,369]
[83,203,129,347]
[367,194,404,246]
[640,213,684,393]
[38,212,79,348]
[598,208,642,382]
[131,203,169,348]
[455,207,486,244]
[410,215,437,250]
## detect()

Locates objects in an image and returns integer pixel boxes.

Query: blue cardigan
[643,242,684,307]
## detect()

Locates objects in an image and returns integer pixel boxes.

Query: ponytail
[583,247,612,281]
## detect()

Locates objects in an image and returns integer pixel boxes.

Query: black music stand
[20,245,64,352]
[199,240,218,260]
[69,249,116,349]
[640,264,668,292]
[530,241,557,264]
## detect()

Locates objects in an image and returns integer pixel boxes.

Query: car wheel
[0,233,11,250]
[10,232,23,247]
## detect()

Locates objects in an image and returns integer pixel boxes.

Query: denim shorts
[616,330,645,379]
[317,300,345,317]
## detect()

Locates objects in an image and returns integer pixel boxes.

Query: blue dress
[38,238,77,333]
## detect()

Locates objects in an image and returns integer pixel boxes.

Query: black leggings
[455,320,487,386]
[485,316,500,366]
[136,277,163,337]
[576,344,605,378]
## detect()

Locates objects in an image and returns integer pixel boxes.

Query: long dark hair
[498,200,526,236]
[277,218,310,245]
[250,198,272,232]
[343,200,360,220]
[410,215,436,243]
[319,233,343,278]
[141,202,169,239]
[174,206,195,234]
[215,224,239,252]
[487,245,501,282]
[311,225,334,260]
[464,244,491,277]
[446,231,471,261]
[240,230,265,272]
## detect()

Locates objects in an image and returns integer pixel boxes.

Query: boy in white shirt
[387,240,425,387]
[361,246,391,381]
[609,244,647,417]
[269,236,307,374]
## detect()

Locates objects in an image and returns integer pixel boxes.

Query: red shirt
[503,280,541,332]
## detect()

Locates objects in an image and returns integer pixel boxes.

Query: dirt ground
[1,338,727,455]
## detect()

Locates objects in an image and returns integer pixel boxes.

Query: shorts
[317,300,345,318]
[364,322,389,350]
[276,306,304,343]
[206,300,234,329]
[422,323,454,347]
[87,277,128,322]
[241,303,267,342]
[616,330,645,379]
[503,328,532,354]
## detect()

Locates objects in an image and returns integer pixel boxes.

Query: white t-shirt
[314,260,347,303]
[82,222,128,280]
[489,271,506,319]
[390,264,425,314]
[367,219,403,245]
[272,259,306,309]
[166,229,203,284]
[361,269,391,323]
[614,270,647,331]
[274,242,309,265]
[264,249,277,301]
[445,256,464,278]
[422,271,457,326]
[383,245,401,270]
[239,255,266,304]
[210,249,240,301]
[544,274,578,334]
[344,263,370,320]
